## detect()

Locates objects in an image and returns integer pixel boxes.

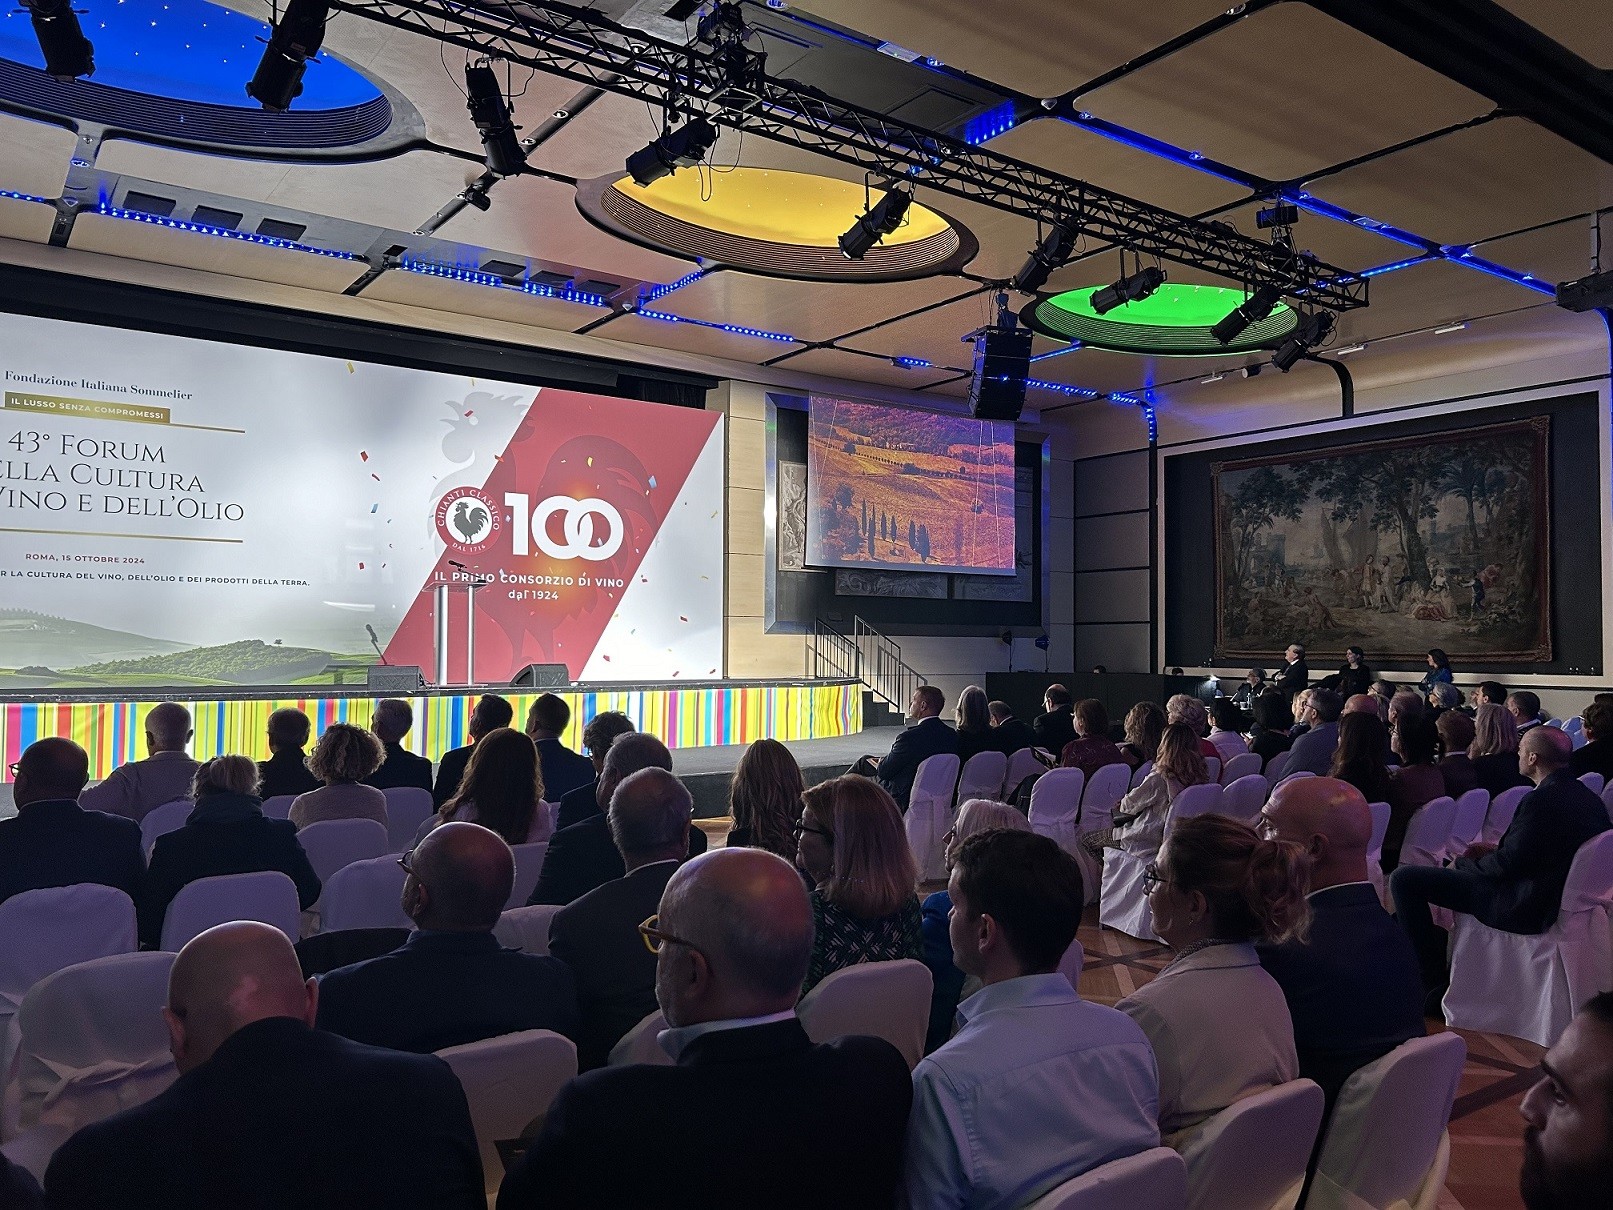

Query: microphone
[365,623,387,664]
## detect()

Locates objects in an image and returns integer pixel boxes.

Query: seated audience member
[1289,690,1313,739]
[1248,692,1294,771]
[1207,698,1250,764]
[1370,680,1397,723]
[1392,727,1611,1007]
[530,734,705,907]
[433,693,514,808]
[79,702,201,823]
[1081,723,1208,862]
[953,685,1002,762]
[421,727,550,846]
[524,693,595,803]
[907,830,1159,1207]
[1419,648,1454,696]
[317,822,576,1053]
[44,922,483,1209]
[549,768,692,1069]
[1472,680,1508,708]
[724,738,802,859]
[1437,710,1480,799]
[1167,694,1220,760]
[499,849,913,1210]
[556,711,636,830]
[1470,702,1531,796]
[1328,712,1392,807]
[1342,693,1379,717]
[1570,701,1613,780]
[1389,690,1426,729]
[1032,684,1077,754]
[1336,647,1373,701]
[795,776,922,994]
[0,737,143,907]
[1429,682,1463,717]
[1274,643,1309,697]
[1518,993,1613,1210]
[1509,690,1548,734]
[1059,698,1128,777]
[856,684,959,810]
[1384,715,1445,869]
[1231,669,1267,709]
[1257,778,1424,1108]
[987,700,1037,757]
[363,698,433,792]
[919,799,1030,1054]
[257,708,321,800]
[289,723,387,830]
[140,757,320,947]
[1117,815,1306,1155]
[1118,701,1167,770]
[1286,688,1344,776]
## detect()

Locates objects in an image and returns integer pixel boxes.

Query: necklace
[1165,937,1241,969]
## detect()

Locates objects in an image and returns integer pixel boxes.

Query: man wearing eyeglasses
[498,848,912,1209]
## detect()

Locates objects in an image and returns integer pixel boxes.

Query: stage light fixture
[625,117,719,186]
[1011,221,1077,293]
[1557,268,1613,313]
[22,0,94,80]
[838,185,912,260]
[246,0,329,110]
[1256,202,1299,230]
[465,63,525,178]
[1090,265,1166,315]
[1270,310,1336,372]
[1210,282,1282,345]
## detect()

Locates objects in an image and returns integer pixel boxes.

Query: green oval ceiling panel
[1021,282,1299,356]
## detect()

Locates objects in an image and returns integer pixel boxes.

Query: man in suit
[525,693,596,804]
[1509,690,1548,735]
[44,921,483,1209]
[988,700,1037,756]
[554,711,636,831]
[0,737,143,908]
[1518,992,1613,1210]
[363,698,433,792]
[1274,642,1309,699]
[1031,684,1077,754]
[1257,777,1424,1108]
[1392,727,1611,1007]
[316,821,578,1053]
[498,847,912,1209]
[432,693,513,807]
[79,702,201,823]
[549,767,692,1069]
[1570,701,1613,780]
[866,684,959,810]
[256,708,321,800]
[1285,687,1343,776]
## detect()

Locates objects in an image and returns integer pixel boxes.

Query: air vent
[190,205,243,230]
[122,191,176,217]
[257,218,308,241]
[573,278,623,298]
[479,258,527,280]
[528,270,575,290]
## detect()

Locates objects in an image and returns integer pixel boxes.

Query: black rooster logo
[453,499,489,542]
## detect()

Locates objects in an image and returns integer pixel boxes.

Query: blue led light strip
[1030,343,1083,362]
[1442,249,1555,295]
[1025,378,1100,399]
[396,260,611,307]
[634,308,797,344]
[892,356,933,369]
[0,189,50,204]
[639,269,705,304]
[94,204,358,259]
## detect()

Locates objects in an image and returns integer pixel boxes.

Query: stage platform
[677,726,900,818]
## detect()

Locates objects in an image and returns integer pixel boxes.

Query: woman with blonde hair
[1469,701,1530,796]
[953,684,998,761]
[426,727,550,846]
[289,722,387,829]
[1117,814,1307,1154]
[1119,701,1166,769]
[726,738,803,859]
[1081,722,1209,862]
[794,775,921,994]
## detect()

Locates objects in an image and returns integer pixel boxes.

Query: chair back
[260,795,295,820]
[139,799,192,853]
[1399,796,1456,866]
[1561,831,1613,912]
[1184,1079,1324,1210]
[1566,716,1585,735]
[906,754,961,883]
[1167,782,1223,824]
[1057,937,1086,993]
[318,856,412,932]
[956,750,1008,805]
[1580,772,1606,796]
[159,871,302,951]
[297,818,388,884]
[1029,768,1085,856]
[795,959,933,1071]
[1129,760,1153,790]
[1308,1033,1466,1210]
[435,1029,577,1196]
[1278,770,1315,784]
[1484,784,1531,844]
[494,904,562,956]
[507,842,550,910]
[1026,1147,1188,1210]
[1448,789,1491,851]
[1203,756,1220,784]
[1263,751,1292,784]
[911,753,961,808]
[381,787,435,853]
[608,1009,671,1067]
[1218,775,1267,825]
[1366,802,1391,863]
[1220,752,1261,786]
[1003,748,1047,799]
[1081,763,1132,833]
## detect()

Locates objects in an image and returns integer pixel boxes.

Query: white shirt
[904,973,1159,1210]
[1208,729,1249,764]
[657,1009,798,1061]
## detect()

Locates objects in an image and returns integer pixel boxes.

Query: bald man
[498,849,913,1210]
[1392,727,1612,1008]
[1257,777,1424,1107]
[1341,693,1379,717]
[79,702,202,823]
[316,822,577,1053]
[44,922,482,1209]
[0,737,143,907]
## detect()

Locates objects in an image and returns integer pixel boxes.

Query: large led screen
[805,396,1015,575]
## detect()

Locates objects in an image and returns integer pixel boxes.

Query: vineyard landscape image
[805,396,1016,576]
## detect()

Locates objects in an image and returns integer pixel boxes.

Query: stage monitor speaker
[968,326,1032,421]
[366,665,425,691]
[511,663,571,688]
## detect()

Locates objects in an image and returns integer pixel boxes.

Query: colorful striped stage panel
[1,680,863,783]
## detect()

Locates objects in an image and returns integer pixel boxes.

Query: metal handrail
[810,616,928,709]
[811,618,859,682]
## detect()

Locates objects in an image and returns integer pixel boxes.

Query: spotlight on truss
[22,0,93,80]
[465,63,525,178]
[838,186,912,260]
[1271,310,1336,372]
[1210,282,1282,345]
[625,117,719,187]
[1011,221,1077,294]
[246,0,328,110]
[1090,265,1166,315]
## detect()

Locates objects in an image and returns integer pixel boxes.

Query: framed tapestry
[1211,416,1552,663]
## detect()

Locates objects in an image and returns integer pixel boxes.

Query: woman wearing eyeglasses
[794,776,922,996]
[1115,814,1308,1158]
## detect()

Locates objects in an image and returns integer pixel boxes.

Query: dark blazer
[497,1019,911,1210]
[548,860,679,1070]
[256,749,321,800]
[0,799,143,908]
[1472,751,1531,797]
[1031,707,1076,755]
[1456,769,1612,934]
[1,1149,42,1209]
[139,794,321,947]
[954,726,1003,764]
[555,781,600,832]
[1570,738,1613,780]
[44,1016,483,1210]
[535,738,595,804]
[1439,753,1479,799]
[316,929,579,1054]
[991,717,1037,756]
[1274,659,1309,697]
[1258,883,1425,1107]
[1250,728,1293,771]
[529,814,707,907]
[1336,665,1373,700]
[877,716,960,809]
[1286,720,1339,776]
[432,744,474,808]
[365,742,434,793]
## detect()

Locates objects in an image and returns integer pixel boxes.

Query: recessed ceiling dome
[1022,283,1300,356]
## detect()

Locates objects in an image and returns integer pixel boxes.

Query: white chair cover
[297,818,388,885]
[608,1009,672,1067]
[1026,1147,1188,1210]
[1004,748,1048,800]
[795,959,932,1071]
[1130,761,1154,790]
[1278,771,1315,784]
[1218,776,1267,825]
[1221,752,1262,786]
[0,1123,73,1185]
[956,751,1008,805]
[1167,782,1224,823]
[1448,789,1491,852]
[906,754,961,883]
[1397,797,1456,868]
[1444,831,1613,1047]
[1073,765,1131,906]
[1305,1033,1465,1210]
[1204,757,1220,784]
[1566,716,1585,735]
[494,904,562,956]
[1099,846,1157,942]
[507,842,549,911]
[1573,729,1589,750]
[1264,751,1292,784]
[1602,784,1613,827]
[318,856,412,933]
[1366,803,1391,906]
[260,794,295,820]
[159,871,302,951]
[1182,1078,1324,1210]
[1484,785,1530,845]
[1057,937,1086,993]
[381,787,435,853]
[139,799,193,853]
[435,1029,577,1195]
[1580,772,1606,796]
[1029,769,1086,858]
